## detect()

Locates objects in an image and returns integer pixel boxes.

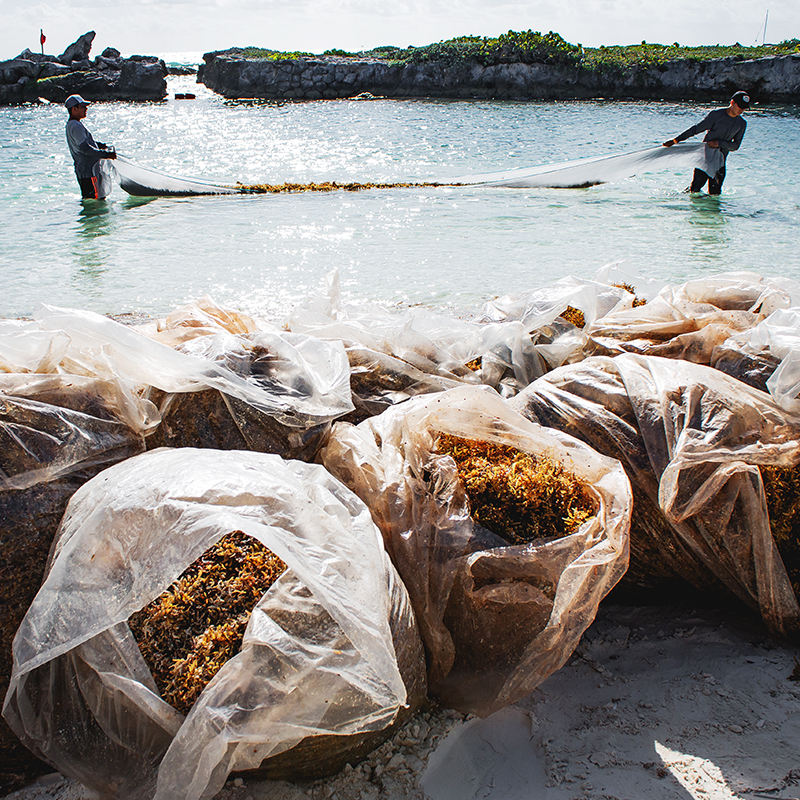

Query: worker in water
[65,94,117,199]
[663,90,750,195]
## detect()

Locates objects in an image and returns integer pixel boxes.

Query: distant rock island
[3,31,798,106]
[198,44,800,104]
[0,31,167,105]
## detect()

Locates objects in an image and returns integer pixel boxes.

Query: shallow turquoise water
[1,76,798,321]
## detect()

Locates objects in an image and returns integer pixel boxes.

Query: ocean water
[1,74,799,322]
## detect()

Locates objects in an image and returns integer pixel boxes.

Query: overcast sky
[2,0,797,59]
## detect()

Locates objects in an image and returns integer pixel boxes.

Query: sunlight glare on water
[1,74,798,321]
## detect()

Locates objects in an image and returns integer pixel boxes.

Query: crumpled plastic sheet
[3,448,415,800]
[320,384,631,717]
[453,143,710,188]
[508,353,800,641]
[289,269,642,405]
[32,303,354,428]
[585,271,799,364]
[706,307,800,413]
[136,295,264,349]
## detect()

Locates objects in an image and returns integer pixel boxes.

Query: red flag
[40,29,46,46]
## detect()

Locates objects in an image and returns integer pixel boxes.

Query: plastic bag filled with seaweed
[288,271,566,409]
[709,307,800,401]
[508,353,800,641]
[136,295,265,349]
[585,271,798,364]
[3,448,425,800]
[143,327,352,460]
[319,385,631,717]
[479,274,634,330]
[32,303,354,441]
[0,372,149,790]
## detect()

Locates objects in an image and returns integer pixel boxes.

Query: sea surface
[2,63,799,323]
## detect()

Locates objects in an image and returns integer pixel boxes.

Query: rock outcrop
[198,50,800,104]
[0,32,167,105]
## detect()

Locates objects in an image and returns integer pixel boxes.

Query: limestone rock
[59,31,95,65]
[198,49,800,103]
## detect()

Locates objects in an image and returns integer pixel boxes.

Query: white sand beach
[7,599,799,800]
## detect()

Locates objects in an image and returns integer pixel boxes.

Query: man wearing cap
[65,94,117,199]
[662,90,750,195]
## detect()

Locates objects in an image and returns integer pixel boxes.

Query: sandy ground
[5,600,800,800]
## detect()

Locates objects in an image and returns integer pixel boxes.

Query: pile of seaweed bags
[3,266,800,799]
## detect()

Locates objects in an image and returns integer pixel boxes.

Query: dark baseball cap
[65,94,90,109]
[731,91,751,109]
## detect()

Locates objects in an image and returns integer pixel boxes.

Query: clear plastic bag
[586,271,799,364]
[288,270,555,412]
[92,158,115,200]
[289,271,625,410]
[319,384,631,717]
[1,372,148,783]
[509,353,800,640]
[3,448,424,800]
[33,304,354,428]
[707,307,800,411]
[137,295,264,348]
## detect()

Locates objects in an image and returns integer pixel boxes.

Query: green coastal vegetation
[234,30,800,69]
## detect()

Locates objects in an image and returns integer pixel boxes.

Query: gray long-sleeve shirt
[66,118,114,178]
[674,107,746,177]
[675,108,746,155]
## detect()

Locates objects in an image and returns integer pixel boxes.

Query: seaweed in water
[128,531,287,715]
[434,433,598,545]
[237,180,460,194]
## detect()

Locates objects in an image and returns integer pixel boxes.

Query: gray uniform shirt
[675,108,746,176]
[66,118,113,178]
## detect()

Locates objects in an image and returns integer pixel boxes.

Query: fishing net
[455,143,709,188]
[112,143,710,197]
[112,155,239,196]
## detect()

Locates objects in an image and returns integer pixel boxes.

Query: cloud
[2,0,798,59]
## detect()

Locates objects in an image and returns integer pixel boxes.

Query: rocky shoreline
[0,31,167,106]
[3,34,798,107]
[198,49,800,103]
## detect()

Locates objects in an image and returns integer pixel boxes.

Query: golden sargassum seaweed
[129,531,287,715]
[236,181,462,194]
[612,282,648,307]
[560,306,586,328]
[761,464,800,598]
[434,433,598,545]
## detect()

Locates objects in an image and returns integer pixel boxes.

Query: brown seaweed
[434,433,598,546]
[129,531,287,715]
[1,386,145,793]
[560,306,586,328]
[761,464,800,599]
[237,181,462,194]
[612,282,647,307]
[145,388,328,462]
